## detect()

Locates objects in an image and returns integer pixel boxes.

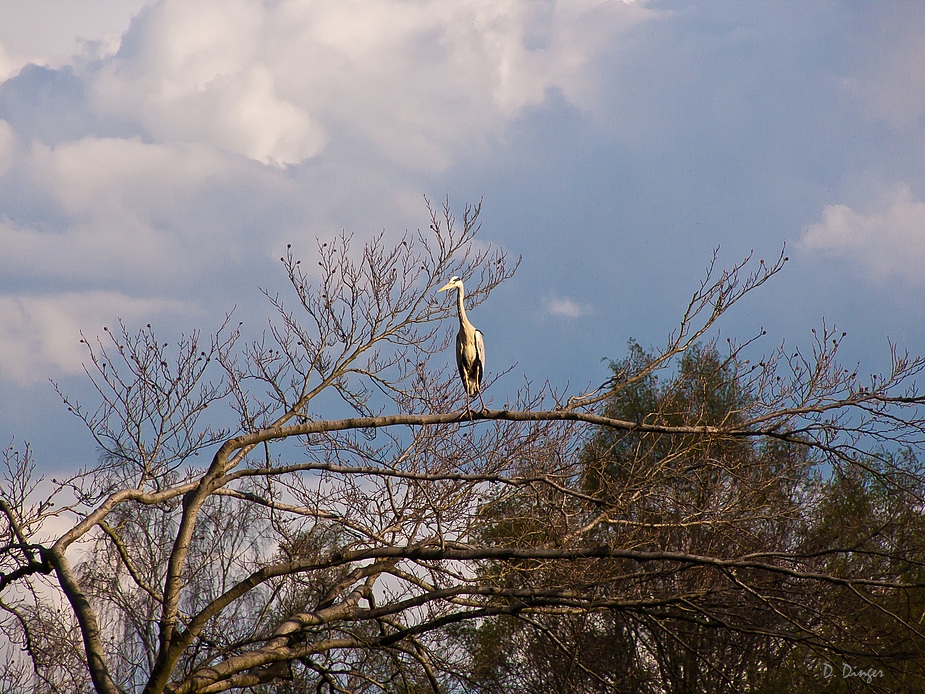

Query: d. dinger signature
[821,662,884,684]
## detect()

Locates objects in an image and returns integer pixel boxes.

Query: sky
[1,0,925,472]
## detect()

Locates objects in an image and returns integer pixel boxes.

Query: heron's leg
[477,391,487,413]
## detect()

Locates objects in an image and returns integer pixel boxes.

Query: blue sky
[2,1,924,471]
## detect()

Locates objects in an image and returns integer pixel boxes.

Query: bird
[438,276,486,413]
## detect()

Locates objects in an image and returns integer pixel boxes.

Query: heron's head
[438,276,463,293]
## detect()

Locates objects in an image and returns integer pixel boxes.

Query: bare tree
[2,201,925,693]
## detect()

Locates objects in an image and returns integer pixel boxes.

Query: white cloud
[0,119,15,175]
[0,292,189,385]
[800,185,925,285]
[84,0,655,169]
[91,0,326,166]
[30,136,227,211]
[0,1,146,73]
[545,296,590,319]
[2,137,290,289]
[0,41,26,82]
[169,64,326,166]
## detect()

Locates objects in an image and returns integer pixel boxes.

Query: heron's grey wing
[456,332,468,384]
[474,329,485,385]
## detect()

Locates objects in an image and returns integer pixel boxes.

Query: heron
[438,276,486,413]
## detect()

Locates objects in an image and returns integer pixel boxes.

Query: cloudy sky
[2,0,925,471]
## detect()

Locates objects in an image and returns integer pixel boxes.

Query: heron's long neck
[456,288,470,329]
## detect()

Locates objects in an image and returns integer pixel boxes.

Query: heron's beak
[437,282,453,293]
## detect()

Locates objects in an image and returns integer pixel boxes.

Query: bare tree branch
[3,205,925,693]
